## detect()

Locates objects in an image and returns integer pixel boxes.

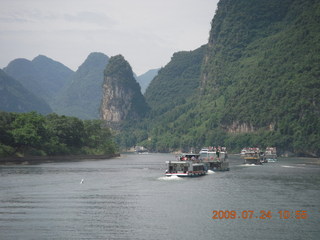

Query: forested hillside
[200,0,320,156]
[145,45,206,117]
[117,0,320,156]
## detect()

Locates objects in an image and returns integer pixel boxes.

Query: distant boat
[199,146,229,171]
[241,147,263,165]
[265,147,277,162]
[134,146,149,154]
[240,148,247,157]
[165,153,206,177]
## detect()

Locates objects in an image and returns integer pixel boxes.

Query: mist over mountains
[1,53,157,119]
[53,52,109,119]
[4,55,73,106]
[0,69,52,114]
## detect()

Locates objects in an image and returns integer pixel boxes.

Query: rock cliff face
[100,55,149,123]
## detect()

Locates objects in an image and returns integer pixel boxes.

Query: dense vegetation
[117,46,206,151]
[145,45,206,117]
[200,0,320,156]
[116,0,320,157]
[0,111,117,157]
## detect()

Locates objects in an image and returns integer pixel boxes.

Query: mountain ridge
[0,69,52,114]
[4,55,73,106]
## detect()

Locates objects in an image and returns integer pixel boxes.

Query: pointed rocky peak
[103,55,134,83]
[100,55,149,123]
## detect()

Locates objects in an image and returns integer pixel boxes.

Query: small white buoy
[80,179,84,184]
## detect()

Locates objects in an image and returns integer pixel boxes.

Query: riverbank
[0,153,120,165]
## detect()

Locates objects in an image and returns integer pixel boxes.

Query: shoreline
[0,153,120,165]
[230,154,320,166]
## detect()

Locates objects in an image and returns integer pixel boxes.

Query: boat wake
[207,170,215,174]
[158,176,182,181]
[281,165,305,169]
[242,164,259,167]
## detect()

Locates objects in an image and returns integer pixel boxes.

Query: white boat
[134,146,149,154]
[199,147,230,171]
[241,147,263,164]
[165,153,206,177]
[265,147,277,162]
[240,148,247,156]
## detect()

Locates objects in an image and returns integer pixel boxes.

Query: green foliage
[11,112,46,152]
[45,113,85,148]
[0,111,117,157]
[83,120,117,154]
[145,45,206,116]
[115,0,320,157]
[104,55,134,85]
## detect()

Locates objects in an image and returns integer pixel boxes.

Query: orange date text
[212,210,308,220]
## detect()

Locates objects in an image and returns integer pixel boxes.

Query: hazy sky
[0,0,219,75]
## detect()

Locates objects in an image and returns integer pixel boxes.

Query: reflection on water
[0,154,320,240]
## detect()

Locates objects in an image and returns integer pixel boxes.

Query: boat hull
[165,171,206,177]
[244,158,262,165]
[205,161,230,171]
[266,158,277,162]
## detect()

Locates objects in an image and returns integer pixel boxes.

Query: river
[0,153,319,240]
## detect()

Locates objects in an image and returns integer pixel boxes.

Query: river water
[0,153,319,240]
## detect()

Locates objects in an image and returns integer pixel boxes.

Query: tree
[11,112,46,154]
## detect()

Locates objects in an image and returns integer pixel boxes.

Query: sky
[0,0,219,75]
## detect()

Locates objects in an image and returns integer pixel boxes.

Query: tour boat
[165,153,206,177]
[241,147,263,164]
[134,146,149,154]
[199,146,230,171]
[265,147,277,162]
